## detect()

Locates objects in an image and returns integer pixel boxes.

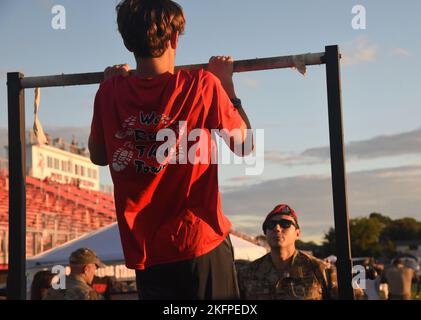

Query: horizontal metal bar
[20,52,325,89]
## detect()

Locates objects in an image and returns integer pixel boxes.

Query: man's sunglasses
[265,219,297,230]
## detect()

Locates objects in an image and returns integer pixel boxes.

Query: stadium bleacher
[0,169,116,260]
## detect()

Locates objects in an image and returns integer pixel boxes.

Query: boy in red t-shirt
[88,0,253,300]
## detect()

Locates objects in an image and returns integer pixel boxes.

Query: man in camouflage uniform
[44,248,105,300]
[238,204,338,300]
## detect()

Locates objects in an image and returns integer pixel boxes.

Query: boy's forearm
[222,80,254,155]
[236,105,252,131]
[221,79,252,130]
[235,106,254,156]
[221,79,237,99]
[88,135,108,166]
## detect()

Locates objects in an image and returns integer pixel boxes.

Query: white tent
[27,223,123,269]
[27,222,267,270]
[230,235,268,261]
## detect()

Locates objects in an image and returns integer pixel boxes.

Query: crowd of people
[361,257,420,300]
[30,205,420,300]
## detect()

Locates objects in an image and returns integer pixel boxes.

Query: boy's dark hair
[116,0,185,58]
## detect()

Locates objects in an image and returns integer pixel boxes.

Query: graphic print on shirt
[112,111,183,175]
[115,115,137,139]
[112,141,135,172]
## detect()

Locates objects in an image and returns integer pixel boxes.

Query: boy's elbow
[90,154,108,166]
[230,132,254,157]
[89,147,108,166]
[88,136,108,166]
[242,142,255,156]
[232,143,254,157]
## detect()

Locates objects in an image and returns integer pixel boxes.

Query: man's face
[265,215,300,249]
[84,263,97,284]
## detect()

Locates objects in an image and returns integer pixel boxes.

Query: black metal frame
[6,45,354,300]
[324,46,354,300]
[6,72,27,300]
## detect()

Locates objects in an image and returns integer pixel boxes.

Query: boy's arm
[208,56,254,156]
[89,74,111,166]
[88,65,131,166]
[88,135,108,166]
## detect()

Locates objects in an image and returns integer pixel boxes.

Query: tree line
[291,213,421,259]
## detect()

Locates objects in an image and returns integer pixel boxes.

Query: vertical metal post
[7,72,27,300]
[324,46,354,300]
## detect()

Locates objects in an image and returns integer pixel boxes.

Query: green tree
[287,213,420,260]
[321,214,397,258]
[349,217,384,257]
[369,212,392,227]
[383,217,421,241]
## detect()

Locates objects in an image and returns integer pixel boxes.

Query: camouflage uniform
[238,250,338,300]
[44,275,103,300]
[64,275,102,300]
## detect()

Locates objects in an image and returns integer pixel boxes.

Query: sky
[1,0,421,243]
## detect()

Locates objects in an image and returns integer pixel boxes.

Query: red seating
[0,172,116,257]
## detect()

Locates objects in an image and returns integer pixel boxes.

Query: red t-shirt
[90,69,245,269]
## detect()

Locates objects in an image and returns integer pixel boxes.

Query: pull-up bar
[7,45,354,300]
[20,52,325,89]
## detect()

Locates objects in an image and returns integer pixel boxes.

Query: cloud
[225,176,259,183]
[239,76,259,88]
[341,36,378,66]
[264,127,421,167]
[302,127,421,161]
[222,165,421,242]
[220,176,263,193]
[264,150,324,166]
[391,47,412,57]
[2,125,419,169]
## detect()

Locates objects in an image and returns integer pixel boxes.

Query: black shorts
[135,236,240,300]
